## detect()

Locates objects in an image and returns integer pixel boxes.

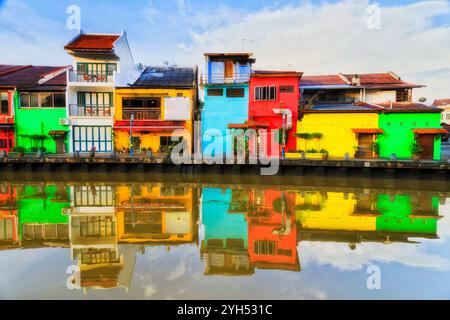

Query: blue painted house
[201,53,255,157]
[200,188,253,275]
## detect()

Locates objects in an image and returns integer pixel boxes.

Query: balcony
[69,104,113,117]
[122,108,161,121]
[201,73,250,85]
[69,71,115,84]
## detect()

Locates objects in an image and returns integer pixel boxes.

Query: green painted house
[377,104,445,160]
[376,194,440,236]
[0,65,70,154]
[18,185,71,243]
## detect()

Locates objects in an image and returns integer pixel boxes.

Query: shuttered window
[227,88,245,98]
[207,88,224,97]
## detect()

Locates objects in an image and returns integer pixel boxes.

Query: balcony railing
[69,104,113,117]
[201,73,250,85]
[69,71,114,83]
[122,108,161,120]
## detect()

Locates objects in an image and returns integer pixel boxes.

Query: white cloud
[0,0,72,65]
[177,0,450,102]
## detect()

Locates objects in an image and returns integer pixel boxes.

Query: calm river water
[1,173,450,300]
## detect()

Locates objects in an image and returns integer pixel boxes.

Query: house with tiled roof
[114,66,198,155]
[0,64,70,154]
[301,72,424,106]
[64,30,140,154]
[433,99,450,125]
[292,102,445,161]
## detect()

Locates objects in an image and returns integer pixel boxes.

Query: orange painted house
[247,189,300,271]
[0,184,18,245]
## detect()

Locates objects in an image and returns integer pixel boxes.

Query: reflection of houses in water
[201,188,254,276]
[0,183,18,247]
[247,189,300,272]
[67,185,133,291]
[296,190,441,245]
[18,185,71,247]
[115,185,198,244]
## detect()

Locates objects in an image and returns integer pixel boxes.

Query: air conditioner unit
[59,118,70,126]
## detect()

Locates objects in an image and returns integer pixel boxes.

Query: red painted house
[0,65,24,152]
[247,189,300,272]
[0,184,18,245]
[247,71,302,157]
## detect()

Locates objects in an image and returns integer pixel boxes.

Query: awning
[48,131,67,136]
[352,128,384,134]
[228,123,248,129]
[0,124,14,129]
[114,127,182,133]
[412,128,448,134]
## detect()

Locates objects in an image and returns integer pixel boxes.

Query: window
[254,87,261,101]
[1,92,8,114]
[255,86,276,101]
[396,89,409,102]
[0,140,7,149]
[207,88,224,97]
[227,88,245,98]
[73,126,113,152]
[280,86,295,93]
[254,240,276,255]
[20,92,65,108]
[447,114,450,121]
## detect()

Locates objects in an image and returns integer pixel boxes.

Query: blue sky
[0,0,449,101]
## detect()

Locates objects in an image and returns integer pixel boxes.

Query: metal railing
[122,108,161,120]
[201,73,250,85]
[69,71,115,83]
[69,104,113,117]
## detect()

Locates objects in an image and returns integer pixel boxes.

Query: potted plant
[13,147,25,158]
[89,146,96,159]
[320,149,329,160]
[410,141,424,161]
[370,142,380,159]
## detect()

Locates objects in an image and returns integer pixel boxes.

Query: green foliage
[319,149,328,154]
[410,141,424,155]
[307,149,318,154]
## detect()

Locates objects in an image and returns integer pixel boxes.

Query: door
[225,60,234,80]
[417,135,435,160]
[132,136,141,152]
[357,134,374,159]
[55,136,66,154]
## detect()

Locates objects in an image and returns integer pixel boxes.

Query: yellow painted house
[295,191,377,232]
[115,184,197,244]
[292,104,382,159]
[114,66,198,154]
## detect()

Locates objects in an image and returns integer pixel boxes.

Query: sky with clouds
[0,0,449,102]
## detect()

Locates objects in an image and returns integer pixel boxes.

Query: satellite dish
[419,97,427,103]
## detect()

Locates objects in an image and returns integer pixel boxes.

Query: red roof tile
[64,34,120,51]
[412,129,448,134]
[253,70,303,78]
[0,65,67,90]
[301,75,348,86]
[378,102,442,113]
[0,65,31,77]
[433,99,450,107]
[352,128,384,134]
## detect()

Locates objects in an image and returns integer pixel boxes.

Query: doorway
[55,136,66,154]
[357,134,375,159]
[225,60,234,80]
[416,135,435,160]
[132,136,141,152]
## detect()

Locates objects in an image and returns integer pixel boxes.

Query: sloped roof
[303,102,440,114]
[131,66,196,89]
[64,34,120,51]
[302,72,423,89]
[377,102,442,113]
[252,70,303,78]
[433,99,450,107]
[0,65,31,77]
[0,65,68,91]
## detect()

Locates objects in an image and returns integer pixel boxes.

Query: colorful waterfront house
[301,72,424,106]
[17,184,71,245]
[295,191,378,233]
[114,66,198,154]
[201,188,254,276]
[0,183,18,246]
[376,194,440,237]
[292,103,383,159]
[201,53,255,157]
[0,65,70,154]
[0,65,21,153]
[229,71,302,157]
[64,31,140,154]
[115,184,197,244]
[377,103,445,160]
[247,189,300,272]
[433,99,450,125]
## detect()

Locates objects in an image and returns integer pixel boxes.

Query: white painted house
[64,30,140,153]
